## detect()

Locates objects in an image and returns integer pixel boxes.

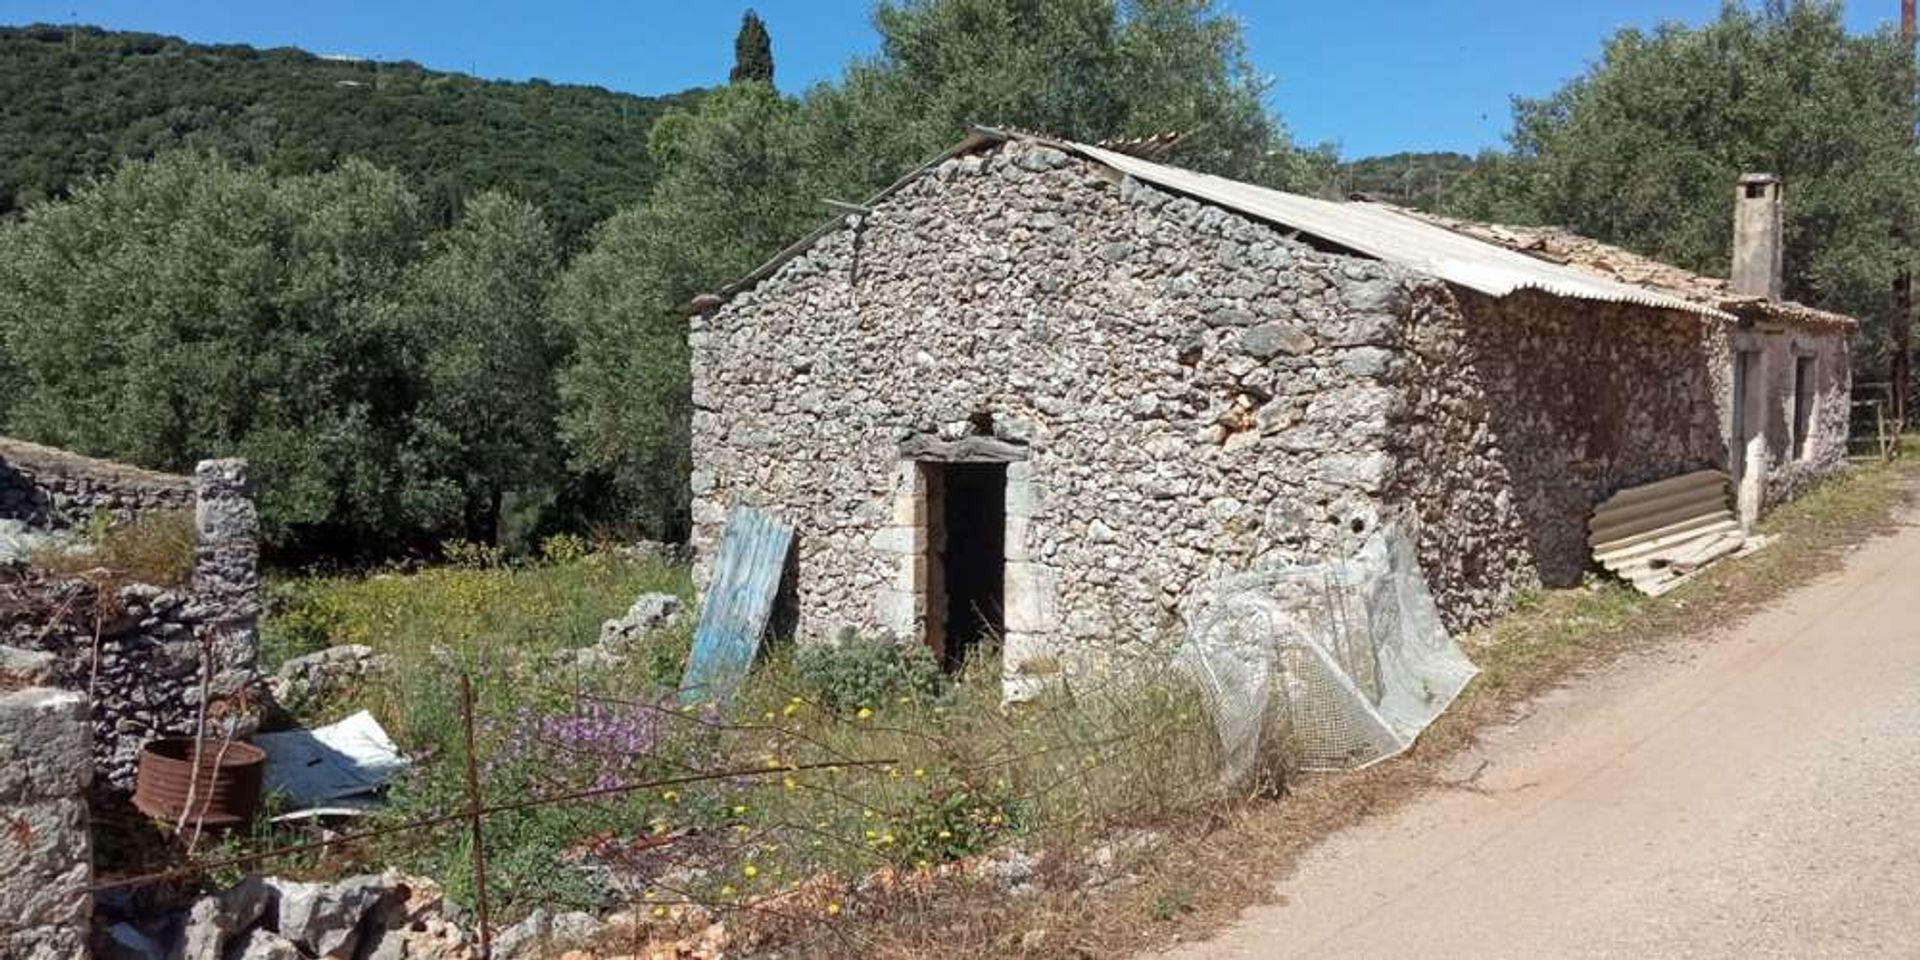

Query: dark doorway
[932,462,1005,672]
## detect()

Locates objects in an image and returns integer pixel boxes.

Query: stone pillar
[1730,174,1784,301]
[190,459,261,732]
[1001,459,1059,702]
[872,461,929,642]
[0,688,93,960]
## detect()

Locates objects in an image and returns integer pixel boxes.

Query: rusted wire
[85,757,897,894]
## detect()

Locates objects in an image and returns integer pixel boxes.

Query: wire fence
[86,646,1230,959]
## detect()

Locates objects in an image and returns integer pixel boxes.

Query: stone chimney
[1730,173,1784,300]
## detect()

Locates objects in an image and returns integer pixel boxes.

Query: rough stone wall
[1377,282,1532,628]
[0,460,261,790]
[1434,290,1734,588]
[0,436,193,530]
[691,141,1417,684]
[690,139,1855,678]
[0,687,92,960]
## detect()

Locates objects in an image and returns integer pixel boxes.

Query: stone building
[688,129,1852,694]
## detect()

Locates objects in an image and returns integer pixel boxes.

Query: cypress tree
[729,10,774,85]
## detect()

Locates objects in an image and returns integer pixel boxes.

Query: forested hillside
[2,2,1328,559]
[0,24,701,245]
[1334,151,1476,210]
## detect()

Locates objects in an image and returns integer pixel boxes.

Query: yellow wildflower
[743,864,759,879]
[827,902,842,917]
[856,706,874,719]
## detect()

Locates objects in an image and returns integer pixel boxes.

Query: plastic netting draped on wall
[1176,525,1479,785]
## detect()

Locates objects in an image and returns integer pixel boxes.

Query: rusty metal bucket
[132,738,266,828]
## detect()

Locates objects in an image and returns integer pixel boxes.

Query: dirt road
[1161,508,1920,959]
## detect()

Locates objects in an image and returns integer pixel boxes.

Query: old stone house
[688,129,1852,694]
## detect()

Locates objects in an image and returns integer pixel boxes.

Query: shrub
[440,538,507,569]
[793,638,946,715]
[539,532,590,564]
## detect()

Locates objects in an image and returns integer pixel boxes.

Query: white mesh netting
[1175,524,1478,784]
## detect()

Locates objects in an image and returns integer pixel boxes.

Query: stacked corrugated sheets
[1589,470,1755,596]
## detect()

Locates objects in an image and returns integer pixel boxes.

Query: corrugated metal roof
[700,127,1738,322]
[1057,138,1734,320]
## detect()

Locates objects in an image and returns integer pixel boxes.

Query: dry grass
[785,454,1920,959]
[27,508,197,588]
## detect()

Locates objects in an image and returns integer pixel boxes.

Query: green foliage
[553,83,819,534]
[1335,151,1477,210]
[890,772,1024,864]
[804,0,1324,196]
[440,538,510,570]
[253,548,1223,919]
[0,153,563,554]
[793,639,948,714]
[6,3,1329,556]
[731,10,775,85]
[259,550,691,725]
[0,24,701,248]
[399,191,567,543]
[552,0,1329,523]
[1444,0,1919,358]
[538,532,591,564]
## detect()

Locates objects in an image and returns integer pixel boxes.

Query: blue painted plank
[679,506,794,705]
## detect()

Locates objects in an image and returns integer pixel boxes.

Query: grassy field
[252,547,1221,935]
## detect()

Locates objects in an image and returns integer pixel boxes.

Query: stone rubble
[557,592,685,670]
[175,875,272,960]
[268,645,391,714]
[597,594,684,653]
[97,872,461,960]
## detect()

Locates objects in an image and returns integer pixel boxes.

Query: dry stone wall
[0,460,261,790]
[1435,290,1734,588]
[691,138,1853,683]
[1377,282,1533,628]
[0,436,193,530]
[692,141,1429,685]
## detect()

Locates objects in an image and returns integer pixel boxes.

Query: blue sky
[1,1,1901,158]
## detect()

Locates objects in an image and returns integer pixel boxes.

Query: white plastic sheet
[1176,525,1478,784]
[255,710,408,811]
